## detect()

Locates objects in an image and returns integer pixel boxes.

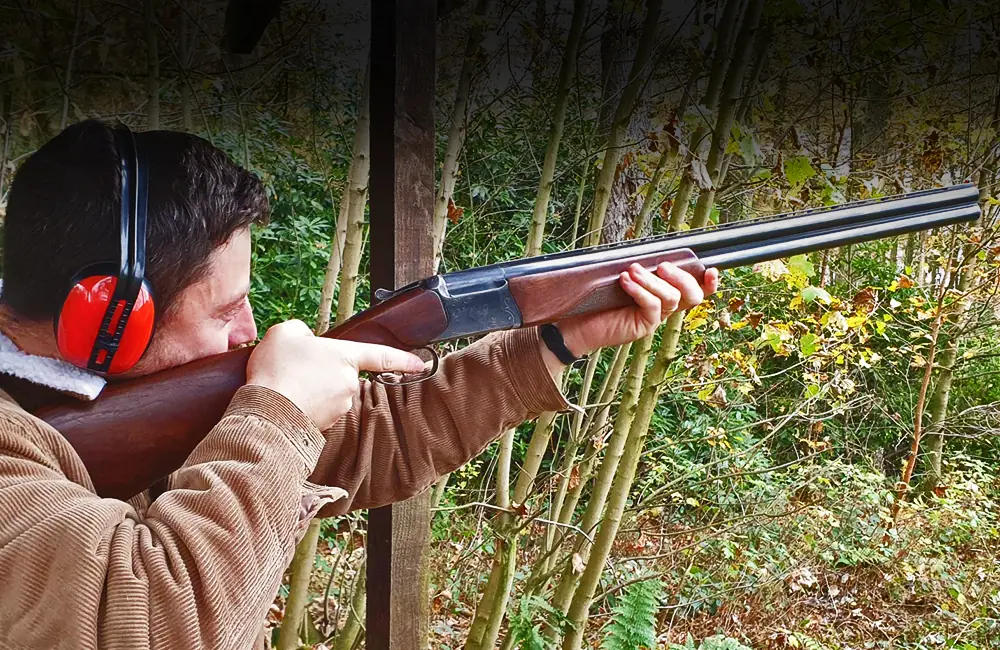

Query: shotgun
[33,183,982,500]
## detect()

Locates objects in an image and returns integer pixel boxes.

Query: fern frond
[601,578,663,650]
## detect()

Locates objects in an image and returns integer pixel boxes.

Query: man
[0,120,718,649]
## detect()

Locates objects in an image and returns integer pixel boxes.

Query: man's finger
[631,264,682,315]
[704,268,720,296]
[620,269,662,325]
[655,261,704,308]
[340,342,427,373]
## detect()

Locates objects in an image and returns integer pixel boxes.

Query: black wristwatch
[540,323,584,366]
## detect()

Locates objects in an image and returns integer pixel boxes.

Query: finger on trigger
[350,343,427,373]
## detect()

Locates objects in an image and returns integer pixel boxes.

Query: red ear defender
[56,275,155,375]
[55,124,155,375]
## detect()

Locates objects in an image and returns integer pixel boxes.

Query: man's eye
[220,307,242,322]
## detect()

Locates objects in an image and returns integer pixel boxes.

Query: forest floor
[275,467,1000,650]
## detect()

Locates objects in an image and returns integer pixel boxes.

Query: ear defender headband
[55,124,156,375]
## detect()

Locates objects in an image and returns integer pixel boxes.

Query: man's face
[121,228,258,377]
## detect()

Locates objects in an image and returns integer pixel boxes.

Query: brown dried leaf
[706,384,728,408]
[568,465,581,490]
[729,297,746,312]
[446,197,464,225]
[853,288,876,312]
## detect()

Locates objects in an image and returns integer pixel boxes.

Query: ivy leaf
[784,155,816,187]
[788,254,815,278]
[800,333,818,357]
[801,285,832,304]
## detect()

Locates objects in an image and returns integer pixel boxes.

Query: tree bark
[318,64,371,333]
[666,0,744,231]
[526,0,590,256]
[583,0,663,247]
[277,520,324,650]
[60,0,83,131]
[333,569,366,650]
[144,0,160,129]
[687,0,765,230]
[551,335,653,616]
[925,247,974,491]
[432,0,491,271]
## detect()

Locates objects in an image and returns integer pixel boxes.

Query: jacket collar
[0,281,105,401]
[0,330,106,401]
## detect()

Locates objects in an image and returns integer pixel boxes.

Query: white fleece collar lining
[0,330,106,401]
[0,281,106,401]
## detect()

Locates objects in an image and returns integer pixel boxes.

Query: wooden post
[367,1,437,648]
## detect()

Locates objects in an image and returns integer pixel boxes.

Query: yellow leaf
[730,320,750,331]
[846,314,868,329]
[753,259,789,281]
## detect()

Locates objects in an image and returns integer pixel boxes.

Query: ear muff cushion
[56,275,156,374]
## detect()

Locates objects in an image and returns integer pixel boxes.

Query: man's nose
[229,304,258,348]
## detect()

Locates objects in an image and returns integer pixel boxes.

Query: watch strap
[540,323,583,365]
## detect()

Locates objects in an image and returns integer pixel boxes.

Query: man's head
[1,119,267,377]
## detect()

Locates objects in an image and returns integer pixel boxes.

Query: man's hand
[246,320,426,430]
[542,262,720,374]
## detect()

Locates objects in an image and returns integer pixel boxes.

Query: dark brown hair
[1,119,269,322]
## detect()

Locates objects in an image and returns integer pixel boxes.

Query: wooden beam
[366,1,437,648]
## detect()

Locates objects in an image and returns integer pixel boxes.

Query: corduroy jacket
[0,328,569,650]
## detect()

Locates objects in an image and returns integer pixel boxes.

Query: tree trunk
[334,152,371,324]
[551,335,653,616]
[666,0,744,231]
[0,77,12,203]
[277,520,323,650]
[924,249,974,491]
[556,6,764,643]
[284,86,372,642]
[596,5,648,244]
[60,0,83,131]
[561,323,682,650]
[687,0,765,230]
[432,0,491,272]
[179,0,195,131]
[583,0,663,247]
[144,0,160,129]
[526,0,590,256]
[318,64,371,333]
[333,569,366,650]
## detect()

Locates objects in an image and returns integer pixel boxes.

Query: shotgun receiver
[33,183,982,500]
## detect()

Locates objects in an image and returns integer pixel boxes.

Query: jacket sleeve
[0,385,329,650]
[310,327,571,516]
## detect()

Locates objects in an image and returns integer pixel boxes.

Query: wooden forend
[507,247,706,326]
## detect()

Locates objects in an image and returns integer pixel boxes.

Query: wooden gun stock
[35,286,450,501]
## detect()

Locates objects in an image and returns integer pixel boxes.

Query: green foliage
[506,595,570,650]
[668,634,753,650]
[601,579,663,650]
